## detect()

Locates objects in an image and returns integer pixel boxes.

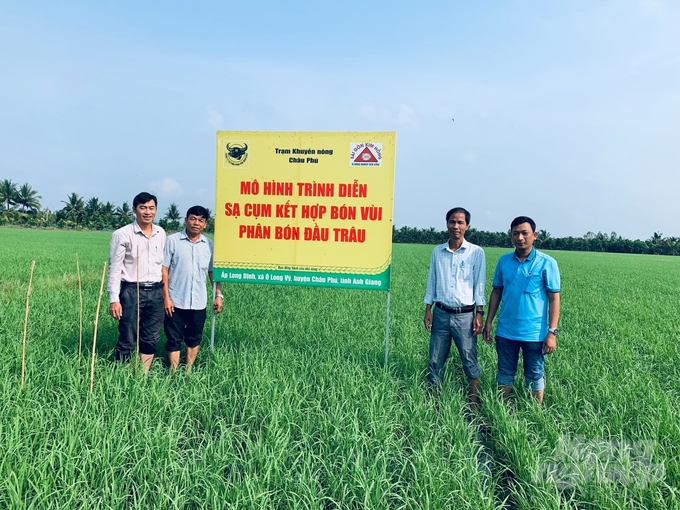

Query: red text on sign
[239,224,270,239]
[297,182,334,197]
[264,181,294,196]
[338,181,367,198]
[333,227,366,243]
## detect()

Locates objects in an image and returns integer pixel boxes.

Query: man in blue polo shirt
[482,216,560,405]
[162,206,223,372]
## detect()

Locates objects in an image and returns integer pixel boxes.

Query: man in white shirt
[162,206,223,372]
[107,192,166,371]
[423,207,486,407]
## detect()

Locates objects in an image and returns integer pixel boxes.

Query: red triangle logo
[353,147,378,163]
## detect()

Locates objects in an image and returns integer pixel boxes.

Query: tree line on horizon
[392,225,680,256]
[2,178,678,255]
[0,178,213,233]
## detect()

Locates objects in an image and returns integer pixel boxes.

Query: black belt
[435,303,475,314]
[122,281,163,290]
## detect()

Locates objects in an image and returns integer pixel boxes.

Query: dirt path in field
[468,416,519,510]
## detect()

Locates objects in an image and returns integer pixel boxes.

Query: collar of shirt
[132,220,162,237]
[179,229,207,243]
[443,238,470,253]
[514,246,536,262]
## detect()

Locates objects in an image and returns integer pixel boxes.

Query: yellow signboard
[214,131,396,290]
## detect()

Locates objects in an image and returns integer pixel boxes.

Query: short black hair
[133,192,158,208]
[445,207,470,225]
[186,205,209,220]
[511,216,536,232]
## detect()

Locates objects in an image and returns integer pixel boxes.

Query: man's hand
[213,296,223,314]
[482,323,493,345]
[473,314,483,336]
[164,297,175,317]
[423,307,433,333]
[109,302,122,320]
[543,332,557,354]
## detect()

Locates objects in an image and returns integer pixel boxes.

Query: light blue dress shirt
[424,239,486,308]
[163,230,214,310]
[492,248,560,342]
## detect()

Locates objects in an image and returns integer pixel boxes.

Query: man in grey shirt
[162,206,223,372]
[107,191,166,370]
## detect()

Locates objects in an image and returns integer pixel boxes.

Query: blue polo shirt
[492,248,560,342]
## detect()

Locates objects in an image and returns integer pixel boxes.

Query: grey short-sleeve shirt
[163,230,214,310]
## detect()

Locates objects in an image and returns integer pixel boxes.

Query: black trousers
[116,284,164,360]
[164,308,207,352]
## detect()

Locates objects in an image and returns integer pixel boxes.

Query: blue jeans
[428,307,481,386]
[495,335,545,391]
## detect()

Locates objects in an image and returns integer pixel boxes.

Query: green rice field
[0,227,678,509]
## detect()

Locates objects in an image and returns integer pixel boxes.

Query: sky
[0,0,678,239]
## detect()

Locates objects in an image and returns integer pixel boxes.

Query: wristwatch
[548,327,559,335]
[476,310,485,316]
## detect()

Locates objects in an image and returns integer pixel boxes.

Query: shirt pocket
[152,244,164,265]
[523,274,543,294]
[197,250,212,271]
[457,261,473,280]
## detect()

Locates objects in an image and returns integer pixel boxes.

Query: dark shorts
[164,308,208,352]
[117,284,165,359]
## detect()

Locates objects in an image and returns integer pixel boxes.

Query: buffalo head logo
[225,142,249,166]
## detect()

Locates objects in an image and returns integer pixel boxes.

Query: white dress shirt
[107,220,166,303]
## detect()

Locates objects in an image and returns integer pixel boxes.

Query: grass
[0,228,678,509]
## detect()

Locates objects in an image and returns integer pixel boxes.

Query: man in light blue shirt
[162,206,223,372]
[423,207,486,407]
[483,216,561,405]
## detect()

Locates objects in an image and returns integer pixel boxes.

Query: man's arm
[482,287,502,344]
[543,292,560,354]
[207,240,223,314]
[474,305,484,336]
[107,231,126,320]
[472,249,487,335]
[424,303,433,333]
[162,266,174,317]
[161,237,174,317]
[208,271,224,314]
[423,250,437,332]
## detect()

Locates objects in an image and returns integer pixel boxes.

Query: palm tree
[15,183,42,212]
[648,232,663,245]
[85,197,102,217]
[165,203,181,222]
[0,179,18,211]
[61,192,85,224]
[115,201,134,220]
[101,201,115,216]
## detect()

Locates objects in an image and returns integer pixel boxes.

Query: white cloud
[637,0,665,18]
[463,152,477,163]
[397,104,421,129]
[358,103,390,122]
[535,16,554,28]
[207,107,224,131]
[149,177,183,198]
